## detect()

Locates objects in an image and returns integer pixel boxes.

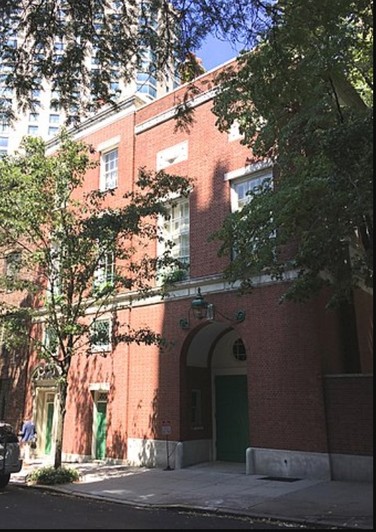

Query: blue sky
[195,34,242,71]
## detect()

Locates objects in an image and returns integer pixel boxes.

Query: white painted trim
[89,382,110,391]
[156,140,188,170]
[224,160,273,181]
[135,88,218,134]
[97,136,121,153]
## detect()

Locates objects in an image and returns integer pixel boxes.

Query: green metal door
[95,400,107,460]
[45,400,54,455]
[215,375,249,462]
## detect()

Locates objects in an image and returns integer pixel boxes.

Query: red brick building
[2,62,373,482]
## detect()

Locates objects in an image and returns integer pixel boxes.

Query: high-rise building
[0,1,180,156]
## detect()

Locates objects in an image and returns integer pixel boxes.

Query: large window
[227,165,275,260]
[162,197,190,270]
[44,325,59,355]
[28,125,39,136]
[230,169,272,212]
[5,251,21,279]
[101,148,118,191]
[93,251,115,289]
[90,319,111,352]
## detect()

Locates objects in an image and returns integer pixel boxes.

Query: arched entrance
[182,322,249,466]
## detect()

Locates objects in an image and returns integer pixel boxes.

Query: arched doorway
[182,322,249,466]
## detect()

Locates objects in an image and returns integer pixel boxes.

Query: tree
[210,0,373,308]
[0,131,191,468]
[0,0,267,124]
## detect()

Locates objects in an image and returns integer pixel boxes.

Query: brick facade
[1,62,373,481]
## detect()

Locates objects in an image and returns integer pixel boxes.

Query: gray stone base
[330,453,373,482]
[246,447,331,480]
[127,438,179,469]
[175,439,212,468]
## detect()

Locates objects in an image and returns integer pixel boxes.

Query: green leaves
[0,1,275,122]
[212,0,373,307]
[0,130,191,358]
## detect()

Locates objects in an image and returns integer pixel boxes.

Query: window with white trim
[227,165,275,259]
[5,251,21,279]
[161,197,190,280]
[93,251,115,289]
[230,167,273,212]
[44,324,59,355]
[100,148,118,191]
[90,318,112,352]
[46,243,61,299]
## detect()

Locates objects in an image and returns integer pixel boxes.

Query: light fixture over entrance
[179,288,246,329]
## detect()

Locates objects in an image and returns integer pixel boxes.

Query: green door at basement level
[95,400,107,460]
[215,375,249,463]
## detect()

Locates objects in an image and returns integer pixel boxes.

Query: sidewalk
[10,460,373,529]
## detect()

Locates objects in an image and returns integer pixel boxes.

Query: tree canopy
[0,131,191,467]
[0,0,267,122]
[0,0,373,308]
[211,0,373,307]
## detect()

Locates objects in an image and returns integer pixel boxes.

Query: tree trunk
[53,379,68,469]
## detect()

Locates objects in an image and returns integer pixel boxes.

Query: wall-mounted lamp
[191,287,209,320]
[179,288,246,329]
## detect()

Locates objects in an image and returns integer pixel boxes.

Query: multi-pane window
[101,148,118,191]
[163,198,190,267]
[0,135,8,157]
[0,136,8,148]
[48,127,59,137]
[0,122,9,133]
[47,244,61,298]
[137,48,158,99]
[49,114,60,124]
[44,325,59,355]
[29,112,39,123]
[232,172,272,211]
[28,125,39,135]
[229,167,275,258]
[90,319,111,352]
[5,251,21,279]
[94,251,115,289]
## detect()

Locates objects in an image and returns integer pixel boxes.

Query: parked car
[0,422,23,488]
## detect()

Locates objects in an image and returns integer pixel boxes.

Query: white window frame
[90,318,112,353]
[5,251,21,279]
[224,162,273,213]
[46,243,61,299]
[158,196,190,281]
[93,250,115,289]
[97,135,120,192]
[100,147,119,191]
[225,163,275,258]
[43,324,59,355]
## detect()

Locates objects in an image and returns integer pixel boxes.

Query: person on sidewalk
[19,419,37,463]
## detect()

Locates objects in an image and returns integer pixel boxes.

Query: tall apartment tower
[0,1,180,156]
